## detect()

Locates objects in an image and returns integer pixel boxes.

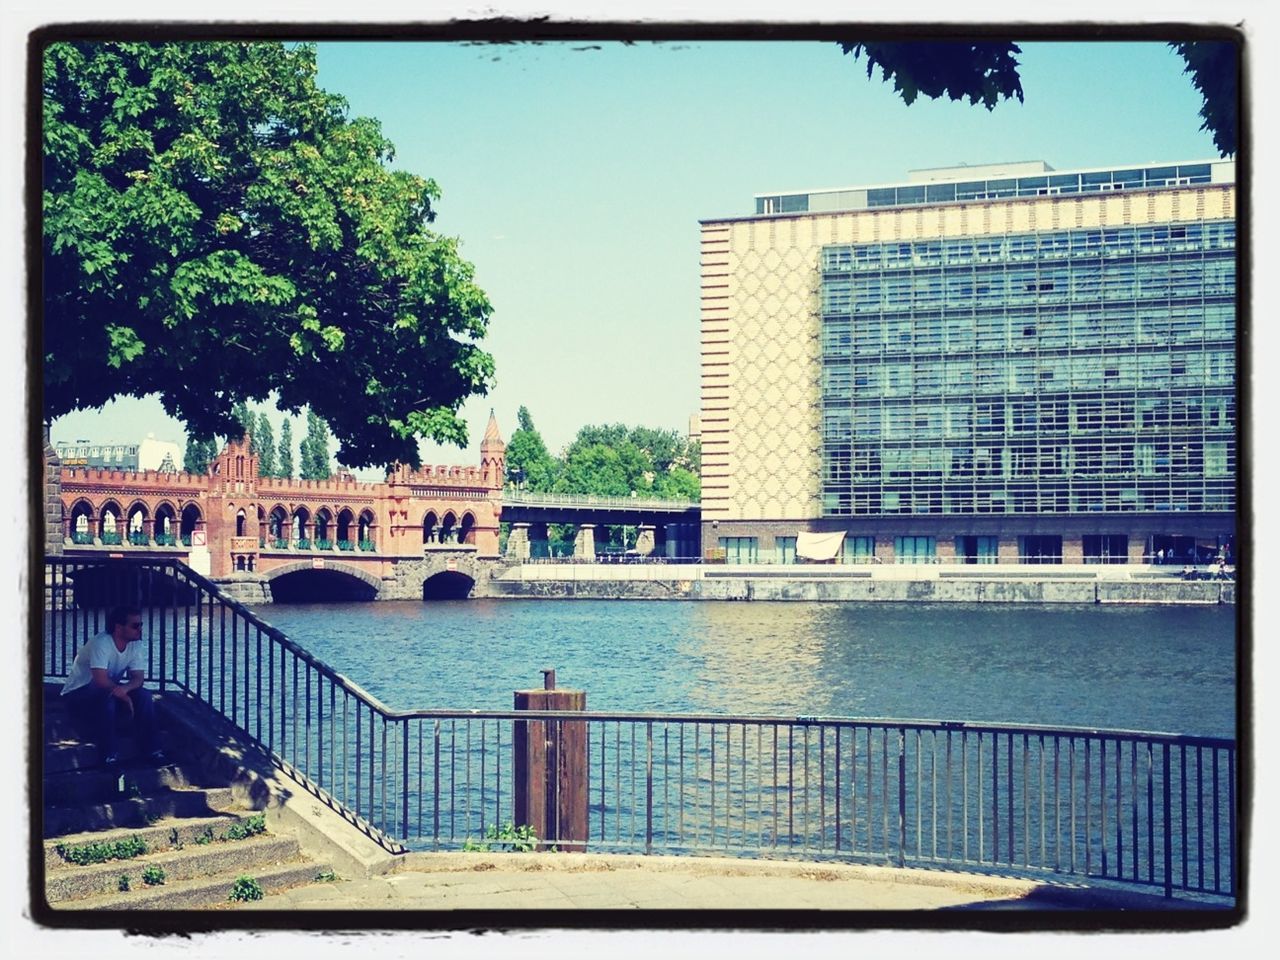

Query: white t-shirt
[60,631,147,695]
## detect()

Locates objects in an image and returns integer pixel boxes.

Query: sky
[44,37,1226,475]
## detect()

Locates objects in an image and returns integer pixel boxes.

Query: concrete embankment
[489,564,1236,605]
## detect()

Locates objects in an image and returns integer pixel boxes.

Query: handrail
[41,556,1238,897]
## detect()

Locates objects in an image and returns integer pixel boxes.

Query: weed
[223,813,267,842]
[228,875,265,902]
[58,834,148,866]
[168,828,182,850]
[193,827,214,846]
[461,822,538,853]
[314,869,339,883]
[141,865,166,886]
[118,874,130,892]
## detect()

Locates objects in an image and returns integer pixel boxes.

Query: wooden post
[513,669,587,851]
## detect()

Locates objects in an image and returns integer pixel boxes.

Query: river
[247,600,1237,739]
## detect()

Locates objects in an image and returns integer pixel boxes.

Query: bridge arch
[98,499,123,540]
[441,511,456,543]
[179,502,202,541]
[265,560,382,603]
[68,499,94,542]
[154,501,177,542]
[336,508,354,547]
[459,511,475,545]
[423,510,438,544]
[357,509,376,548]
[126,500,149,542]
[422,570,475,601]
[314,507,334,544]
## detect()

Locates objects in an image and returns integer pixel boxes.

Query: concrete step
[52,855,328,911]
[43,786,237,838]
[43,761,209,807]
[44,812,251,871]
[45,731,182,774]
[47,832,303,903]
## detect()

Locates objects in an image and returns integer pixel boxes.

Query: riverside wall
[488,564,1236,605]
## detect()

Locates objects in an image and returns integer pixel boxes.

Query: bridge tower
[480,408,505,490]
[206,436,260,578]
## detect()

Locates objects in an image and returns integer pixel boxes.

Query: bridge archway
[337,508,354,547]
[69,499,94,543]
[423,511,438,544]
[422,570,475,601]
[180,503,202,541]
[98,499,122,540]
[459,512,475,545]
[154,502,176,543]
[265,560,381,603]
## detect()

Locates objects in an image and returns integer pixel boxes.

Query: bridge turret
[480,409,505,490]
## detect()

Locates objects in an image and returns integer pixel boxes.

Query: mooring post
[513,668,587,851]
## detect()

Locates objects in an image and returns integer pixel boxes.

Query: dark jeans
[63,684,158,758]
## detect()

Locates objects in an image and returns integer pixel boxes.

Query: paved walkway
[228,852,1180,912]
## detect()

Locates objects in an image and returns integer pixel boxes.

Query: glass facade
[818,221,1236,518]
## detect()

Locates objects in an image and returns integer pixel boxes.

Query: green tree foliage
[505,405,557,491]
[256,412,277,477]
[183,435,217,474]
[840,41,1025,111]
[552,422,700,500]
[1170,41,1238,158]
[43,41,495,469]
[299,409,331,480]
[840,39,1237,156]
[278,419,294,479]
[230,400,253,445]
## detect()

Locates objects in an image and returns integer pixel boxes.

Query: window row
[821,221,1234,272]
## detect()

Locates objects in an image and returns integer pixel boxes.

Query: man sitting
[60,605,163,767]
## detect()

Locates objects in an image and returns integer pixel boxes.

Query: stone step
[44,812,250,871]
[45,731,182,774]
[43,786,237,838]
[52,855,328,911]
[43,761,209,807]
[47,832,302,903]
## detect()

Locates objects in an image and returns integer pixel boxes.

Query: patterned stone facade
[699,179,1237,563]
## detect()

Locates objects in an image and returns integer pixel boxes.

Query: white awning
[796,531,845,562]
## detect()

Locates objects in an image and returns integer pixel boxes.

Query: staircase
[42,684,334,910]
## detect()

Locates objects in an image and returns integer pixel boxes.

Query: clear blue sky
[48,39,1221,472]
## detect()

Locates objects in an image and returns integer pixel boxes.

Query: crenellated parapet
[61,466,209,490]
[257,476,389,497]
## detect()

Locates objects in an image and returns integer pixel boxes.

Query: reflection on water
[249,600,1235,738]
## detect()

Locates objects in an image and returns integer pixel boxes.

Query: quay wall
[488,566,1235,605]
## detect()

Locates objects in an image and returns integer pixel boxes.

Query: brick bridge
[42,414,703,601]
[46,414,513,602]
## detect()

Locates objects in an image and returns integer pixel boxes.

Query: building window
[1019,535,1063,564]
[719,537,758,564]
[894,535,936,563]
[1083,534,1128,564]
[776,536,797,565]
[841,536,877,564]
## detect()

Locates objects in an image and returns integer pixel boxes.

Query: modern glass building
[698,160,1237,565]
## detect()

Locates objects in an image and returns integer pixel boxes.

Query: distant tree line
[502,406,700,553]
[183,403,330,480]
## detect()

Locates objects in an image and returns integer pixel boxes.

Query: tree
[505,405,557,491]
[840,40,1237,157]
[230,400,254,446]
[278,419,294,479]
[256,412,277,477]
[183,434,216,475]
[43,41,495,469]
[299,409,332,480]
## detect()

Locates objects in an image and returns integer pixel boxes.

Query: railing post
[897,727,906,868]
[513,669,588,851]
[1163,742,1173,897]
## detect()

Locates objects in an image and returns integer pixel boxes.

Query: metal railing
[503,490,698,512]
[41,557,1236,898]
